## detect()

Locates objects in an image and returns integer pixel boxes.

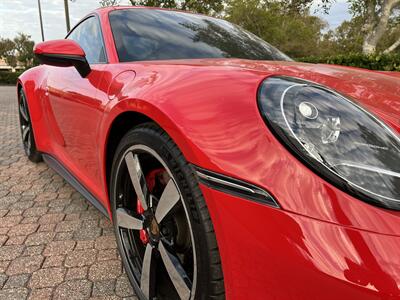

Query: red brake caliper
[138,168,165,244]
[137,202,148,244]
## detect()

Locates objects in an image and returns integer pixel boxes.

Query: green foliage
[0,71,22,85]
[99,0,120,6]
[336,0,400,54]
[321,14,400,56]
[14,33,37,69]
[226,0,327,58]
[97,0,400,57]
[0,33,37,70]
[327,17,364,54]
[127,0,223,14]
[283,0,333,14]
[299,53,400,71]
[0,38,17,68]
[346,0,400,19]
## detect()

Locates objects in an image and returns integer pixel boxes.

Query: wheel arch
[103,110,152,195]
[101,99,209,203]
[16,81,23,95]
[17,78,28,103]
[16,66,49,152]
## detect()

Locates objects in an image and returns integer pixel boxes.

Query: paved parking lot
[0,86,137,300]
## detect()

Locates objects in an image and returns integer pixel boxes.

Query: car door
[46,15,108,199]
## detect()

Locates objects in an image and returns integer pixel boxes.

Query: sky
[0,0,351,43]
[312,0,351,28]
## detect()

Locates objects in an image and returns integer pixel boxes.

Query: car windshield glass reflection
[109,9,291,62]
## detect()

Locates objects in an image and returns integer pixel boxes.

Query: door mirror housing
[34,40,91,77]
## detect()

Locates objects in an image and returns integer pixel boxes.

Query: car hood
[166,59,400,133]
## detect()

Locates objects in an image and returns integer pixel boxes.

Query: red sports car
[18,6,400,300]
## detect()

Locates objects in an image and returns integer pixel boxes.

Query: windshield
[109,9,291,62]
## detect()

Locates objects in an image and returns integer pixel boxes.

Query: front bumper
[200,184,400,300]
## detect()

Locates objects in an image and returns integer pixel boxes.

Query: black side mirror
[34,39,91,78]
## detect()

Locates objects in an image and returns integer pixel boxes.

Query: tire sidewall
[19,90,42,163]
[110,126,212,300]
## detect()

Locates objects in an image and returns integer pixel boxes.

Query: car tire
[18,89,42,163]
[110,123,225,300]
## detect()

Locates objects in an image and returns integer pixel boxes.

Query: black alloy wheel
[110,124,225,300]
[18,89,42,163]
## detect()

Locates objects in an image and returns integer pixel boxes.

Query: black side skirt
[42,154,110,219]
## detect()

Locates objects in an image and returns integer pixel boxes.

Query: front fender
[99,96,210,172]
[99,65,400,238]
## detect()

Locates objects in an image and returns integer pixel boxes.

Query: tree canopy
[346,0,400,54]
[100,0,224,14]
[0,33,37,69]
[98,0,400,56]
[226,1,328,58]
[0,38,17,68]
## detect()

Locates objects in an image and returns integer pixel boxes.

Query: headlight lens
[258,76,400,210]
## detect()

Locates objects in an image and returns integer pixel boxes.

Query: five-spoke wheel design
[113,145,196,300]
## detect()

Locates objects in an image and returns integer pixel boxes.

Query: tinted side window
[68,16,106,64]
[109,9,290,62]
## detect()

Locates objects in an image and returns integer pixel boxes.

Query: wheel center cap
[144,212,161,245]
[149,217,159,236]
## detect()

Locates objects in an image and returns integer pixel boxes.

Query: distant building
[0,58,24,72]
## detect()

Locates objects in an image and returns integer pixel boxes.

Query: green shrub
[0,71,23,85]
[298,53,400,71]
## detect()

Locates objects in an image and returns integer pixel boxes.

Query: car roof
[94,5,207,18]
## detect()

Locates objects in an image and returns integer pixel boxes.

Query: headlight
[258,76,400,210]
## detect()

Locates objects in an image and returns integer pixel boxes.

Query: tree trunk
[384,37,400,53]
[362,0,400,54]
[363,39,377,54]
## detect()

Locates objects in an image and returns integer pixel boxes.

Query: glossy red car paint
[18,6,400,299]
[33,39,85,57]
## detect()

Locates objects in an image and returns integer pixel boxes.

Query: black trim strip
[42,154,110,219]
[36,53,91,78]
[194,166,280,208]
